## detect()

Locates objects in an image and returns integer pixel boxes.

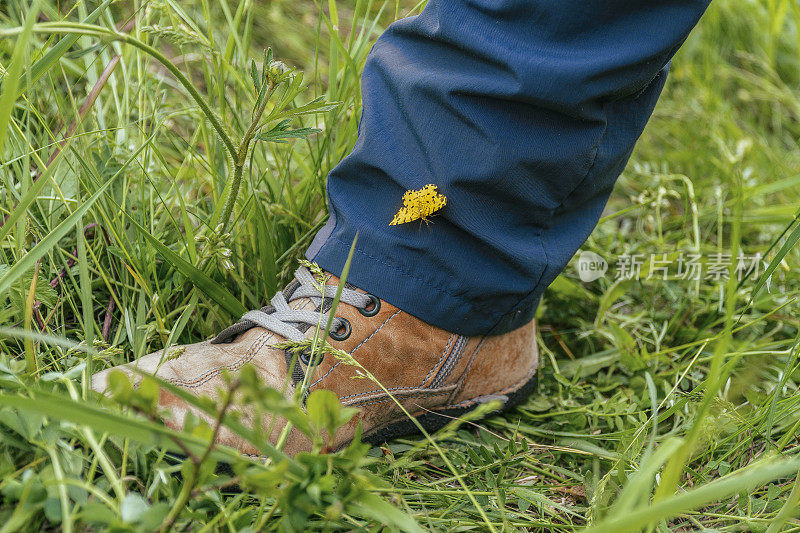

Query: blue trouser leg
[306,1,711,336]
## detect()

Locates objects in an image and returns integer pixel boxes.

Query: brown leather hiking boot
[92,265,539,456]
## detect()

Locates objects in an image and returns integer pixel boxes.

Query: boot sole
[361,372,538,446]
[204,372,538,480]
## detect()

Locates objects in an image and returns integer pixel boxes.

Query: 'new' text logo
[576,251,608,282]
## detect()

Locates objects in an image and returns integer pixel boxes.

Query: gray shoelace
[211,266,372,383]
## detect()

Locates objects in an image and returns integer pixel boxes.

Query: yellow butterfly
[390,184,447,226]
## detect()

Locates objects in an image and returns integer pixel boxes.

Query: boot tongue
[284,272,342,328]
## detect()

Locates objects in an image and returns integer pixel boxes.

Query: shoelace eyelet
[358,294,381,317]
[299,349,320,366]
[329,318,351,341]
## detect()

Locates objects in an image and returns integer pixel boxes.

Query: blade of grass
[13,0,114,97]
[585,455,800,533]
[750,220,800,302]
[353,492,425,533]
[0,179,114,298]
[0,391,232,461]
[121,213,247,317]
[0,114,77,238]
[0,0,40,154]
[23,261,39,375]
[0,22,237,158]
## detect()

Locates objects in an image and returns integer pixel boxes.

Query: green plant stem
[218,79,275,232]
[23,262,39,375]
[255,500,280,530]
[63,381,127,502]
[47,446,73,533]
[157,383,238,532]
[217,162,244,237]
[21,22,243,235]
[159,468,195,533]
[1,22,237,164]
[655,156,745,501]
[765,471,800,533]
[1,22,311,236]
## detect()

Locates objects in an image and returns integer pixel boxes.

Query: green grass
[1,0,800,530]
